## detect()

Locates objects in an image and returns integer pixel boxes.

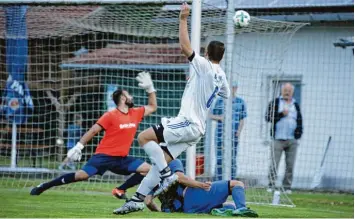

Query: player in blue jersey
[114,159,258,217]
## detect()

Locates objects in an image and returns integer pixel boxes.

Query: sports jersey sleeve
[96,112,112,130]
[168,159,185,173]
[133,107,145,122]
[188,51,209,76]
[218,75,230,99]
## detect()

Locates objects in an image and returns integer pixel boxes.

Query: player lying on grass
[113,2,230,214]
[31,72,157,197]
[114,159,258,217]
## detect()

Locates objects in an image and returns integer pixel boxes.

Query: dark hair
[207,41,225,62]
[112,89,123,106]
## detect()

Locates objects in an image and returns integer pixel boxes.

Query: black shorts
[152,123,165,143]
[152,123,174,160]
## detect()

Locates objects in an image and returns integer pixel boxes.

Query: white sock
[143,141,168,172]
[136,164,160,197]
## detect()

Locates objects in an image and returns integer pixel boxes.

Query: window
[270,78,302,106]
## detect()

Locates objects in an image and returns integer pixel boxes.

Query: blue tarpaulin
[2,6,33,124]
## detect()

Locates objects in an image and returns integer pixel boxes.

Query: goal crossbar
[0,0,191,5]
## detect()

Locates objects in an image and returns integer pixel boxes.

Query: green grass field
[0,178,353,218]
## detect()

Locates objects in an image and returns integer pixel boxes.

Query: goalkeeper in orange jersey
[30,72,157,197]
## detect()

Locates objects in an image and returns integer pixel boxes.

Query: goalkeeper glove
[67,142,84,161]
[136,71,156,93]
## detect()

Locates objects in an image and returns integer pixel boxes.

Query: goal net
[0,1,306,208]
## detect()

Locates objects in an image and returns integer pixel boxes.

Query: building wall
[206,24,354,191]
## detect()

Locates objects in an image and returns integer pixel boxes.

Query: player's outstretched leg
[30,170,89,195]
[230,180,258,217]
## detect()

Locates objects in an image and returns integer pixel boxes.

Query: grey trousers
[268,139,299,190]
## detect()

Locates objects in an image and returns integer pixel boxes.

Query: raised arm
[136,71,157,116]
[179,3,193,58]
[144,92,157,116]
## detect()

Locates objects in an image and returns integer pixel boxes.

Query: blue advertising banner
[2,6,33,124]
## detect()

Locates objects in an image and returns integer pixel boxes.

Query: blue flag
[2,76,33,124]
[1,6,33,124]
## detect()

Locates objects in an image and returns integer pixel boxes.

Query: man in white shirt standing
[113,2,230,214]
[265,83,303,194]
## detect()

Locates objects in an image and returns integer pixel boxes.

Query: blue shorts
[183,180,230,213]
[81,154,144,177]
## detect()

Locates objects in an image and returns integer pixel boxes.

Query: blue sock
[117,173,144,191]
[42,173,76,190]
[232,186,246,210]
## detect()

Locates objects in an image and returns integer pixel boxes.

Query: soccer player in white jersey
[113,2,230,214]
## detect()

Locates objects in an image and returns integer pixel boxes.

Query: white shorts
[158,117,202,159]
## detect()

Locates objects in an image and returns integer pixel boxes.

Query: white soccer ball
[233,10,250,27]
[56,138,64,145]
